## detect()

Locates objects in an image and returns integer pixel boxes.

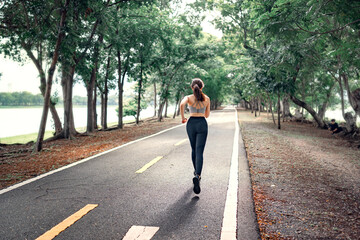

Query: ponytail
[193,84,202,101]
[191,78,205,101]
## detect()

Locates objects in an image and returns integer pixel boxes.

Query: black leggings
[333,127,343,134]
[186,117,208,176]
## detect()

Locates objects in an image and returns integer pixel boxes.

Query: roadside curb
[236,108,261,239]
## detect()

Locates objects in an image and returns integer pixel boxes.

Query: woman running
[180,78,210,194]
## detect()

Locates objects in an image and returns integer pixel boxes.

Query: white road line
[220,107,239,240]
[123,225,159,240]
[0,124,183,195]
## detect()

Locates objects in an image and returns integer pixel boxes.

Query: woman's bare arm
[205,98,210,118]
[180,96,189,122]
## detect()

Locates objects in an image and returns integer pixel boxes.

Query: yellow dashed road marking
[174,138,188,146]
[36,204,98,240]
[135,156,163,173]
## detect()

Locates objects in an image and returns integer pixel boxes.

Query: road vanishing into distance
[0,107,259,240]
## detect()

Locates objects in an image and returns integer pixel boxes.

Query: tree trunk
[157,101,165,121]
[267,94,276,125]
[62,64,77,139]
[49,104,62,134]
[342,73,360,117]
[87,34,102,133]
[277,92,281,129]
[289,62,327,128]
[258,97,261,116]
[93,82,98,130]
[136,54,143,125]
[301,78,306,116]
[164,98,168,118]
[282,95,292,118]
[70,103,76,135]
[153,82,157,117]
[290,94,327,128]
[157,82,167,122]
[254,98,257,117]
[35,74,52,151]
[104,86,108,129]
[100,90,108,130]
[35,0,69,151]
[173,98,179,119]
[333,73,357,132]
[338,75,346,119]
[156,65,183,122]
[102,52,111,130]
[341,73,359,133]
[117,50,123,129]
[87,66,96,133]
[177,93,183,116]
[344,112,358,133]
[318,82,335,120]
[101,93,105,128]
[351,88,360,117]
[242,99,249,109]
[25,46,63,135]
[270,101,276,125]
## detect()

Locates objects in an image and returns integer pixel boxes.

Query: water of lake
[0,105,356,138]
[0,105,175,138]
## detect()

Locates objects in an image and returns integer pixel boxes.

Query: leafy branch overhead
[208,0,360,132]
[0,0,228,151]
[1,0,359,151]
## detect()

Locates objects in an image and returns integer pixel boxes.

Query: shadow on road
[151,188,199,238]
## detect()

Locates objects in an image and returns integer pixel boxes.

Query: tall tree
[0,0,64,137]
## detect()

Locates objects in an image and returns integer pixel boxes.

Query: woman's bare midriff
[190,113,206,117]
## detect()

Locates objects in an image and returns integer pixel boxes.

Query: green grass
[0,131,54,144]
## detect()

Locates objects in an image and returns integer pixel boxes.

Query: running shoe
[193,175,201,194]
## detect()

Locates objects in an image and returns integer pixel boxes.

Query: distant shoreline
[0,121,131,144]
[0,105,159,139]
[0,104,119,109]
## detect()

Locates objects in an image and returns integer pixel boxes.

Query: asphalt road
[0,108,259,240]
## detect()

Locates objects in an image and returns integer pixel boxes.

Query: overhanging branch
[295,19,360,35]
[108,0,143,7]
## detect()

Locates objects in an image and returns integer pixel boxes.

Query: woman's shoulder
[204,95,210,106]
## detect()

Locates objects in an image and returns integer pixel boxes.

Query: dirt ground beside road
[238,109,360,239]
